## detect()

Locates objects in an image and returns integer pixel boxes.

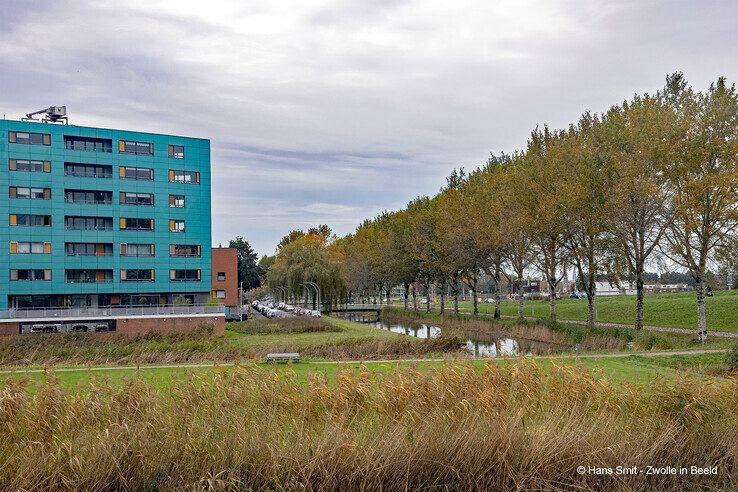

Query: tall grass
[0,360,735,490]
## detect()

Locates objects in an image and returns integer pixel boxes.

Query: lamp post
[306,281,321,313]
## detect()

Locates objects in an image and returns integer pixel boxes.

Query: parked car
[94,323,110,332]
[71,324,89,332]
[569,292,587,299]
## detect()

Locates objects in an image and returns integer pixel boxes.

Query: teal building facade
[0,119,212,310]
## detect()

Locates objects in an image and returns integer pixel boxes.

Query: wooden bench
[265,352,301,363]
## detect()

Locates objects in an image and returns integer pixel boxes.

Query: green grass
[445,290,738,331]
[2,352,727,392]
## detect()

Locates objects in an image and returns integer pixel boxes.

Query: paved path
[0,348,727,375]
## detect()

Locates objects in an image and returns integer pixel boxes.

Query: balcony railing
[0,304,225,319]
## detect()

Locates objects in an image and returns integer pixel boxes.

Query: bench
[265,352,301,363]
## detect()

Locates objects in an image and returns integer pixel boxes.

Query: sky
[1,0,737,257]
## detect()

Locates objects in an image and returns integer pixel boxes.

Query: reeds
[1,360,736,491]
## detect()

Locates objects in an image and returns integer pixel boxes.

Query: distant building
[211,247,239,316]
[512,279,541,294]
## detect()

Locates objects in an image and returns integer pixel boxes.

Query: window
[214,290,226,299]
[64,163,112,178]
[118,140,153,155]
[169,170,200,184]
[121,269,155,282]
[170,269,201,282]
[65,216,113,230]
[65,269,113,283]
[10,242,51,254]
[120,217,154,231]
[11,214,51,227]
[217,272,226,281]
[65,243,113,257]
[169,194,185,208]
[64,136,112,152]
[119,166,154,180]
[10,187,50,200]
[168,145,185,158]
[120,192,154,206]
[169,244,201,257]
[9,131,50,145]
[11,269,51,281]
[120,243,154,257]
[65,189,113,204]
[10,159,50,173]
[169,219,185,232]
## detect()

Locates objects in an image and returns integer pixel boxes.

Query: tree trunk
[379,286,383,306]
[472,274,478,316]
[412,285,418,312]
[516,273,524,320]
[635,268,644,330]
[403,283,409,311]
[387,287,391,306]
[549,290,556,320]
[452,278,459,317]
[493,262,502,320]
[696,279,707,331]
[440,290,446,315]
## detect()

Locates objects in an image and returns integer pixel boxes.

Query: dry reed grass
[1,360,736,491]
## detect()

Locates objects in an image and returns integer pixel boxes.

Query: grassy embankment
[1,358,737,491]
[426,290,738,331]
[0,316,458,369]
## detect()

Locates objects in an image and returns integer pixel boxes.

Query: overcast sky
[1,0,736,256]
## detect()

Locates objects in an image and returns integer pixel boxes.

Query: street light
[306,281,321,313]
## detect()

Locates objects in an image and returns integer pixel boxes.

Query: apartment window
[11,269,51,281]
[169,244,201,257]
[121,269,155,282]
[10,214,51,227]
[9,131,50,145]
[64,136,112,152]
[120,243,155,257]
[168,145,185,159]
[10,242,51,254]
[64,163,112,178]
[119,166,154,180]
[118,140,153,155]
[169,219,185,232]
[217,272,226,281]
[214,290,226,299]
[120,217,154,231]
[64,189,112,204]
[170,269,201,282]
[65,243,113,257]
[65,216,113,230]
[169,195,185,208]
[169,170,200,184]
[120,192,154,206]
[10,187,50,200]
[9,159,50,173]
[65,269,113,283]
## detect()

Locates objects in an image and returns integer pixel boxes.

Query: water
[339,313,569,357]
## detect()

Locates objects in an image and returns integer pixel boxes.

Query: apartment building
[0,119,212,311]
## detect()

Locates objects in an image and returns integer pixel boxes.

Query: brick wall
[211,247,239,308]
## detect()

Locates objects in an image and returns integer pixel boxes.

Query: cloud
[1,0,737,255]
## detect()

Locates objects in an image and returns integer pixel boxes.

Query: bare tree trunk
[471,274,478,316]
[379,285,383,306]
[493,262,502,320]
[515,271,524,320]
[440,289,446,315]
[635,268,644,330]
[387,287,391,306]
[403,283,409,311]
[412,285,418,312]
[696,279,707,331]
[452,278,460,316]
[549,290,556,320]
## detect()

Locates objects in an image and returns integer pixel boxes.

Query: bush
[724,345,738,371]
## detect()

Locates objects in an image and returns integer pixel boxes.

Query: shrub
[725,345,738,371]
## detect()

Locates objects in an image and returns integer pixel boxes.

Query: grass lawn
[1,351,728,392]
[445,290,738,331]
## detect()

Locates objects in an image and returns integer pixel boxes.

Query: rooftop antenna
[23,106,68,124]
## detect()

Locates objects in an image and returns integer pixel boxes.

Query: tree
[229,237,263,290]
[662,74,738,330]
[604,89,679,329]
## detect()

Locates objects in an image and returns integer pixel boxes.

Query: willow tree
[663,74,738,331]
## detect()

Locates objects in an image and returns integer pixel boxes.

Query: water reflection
[337,313,568,357]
